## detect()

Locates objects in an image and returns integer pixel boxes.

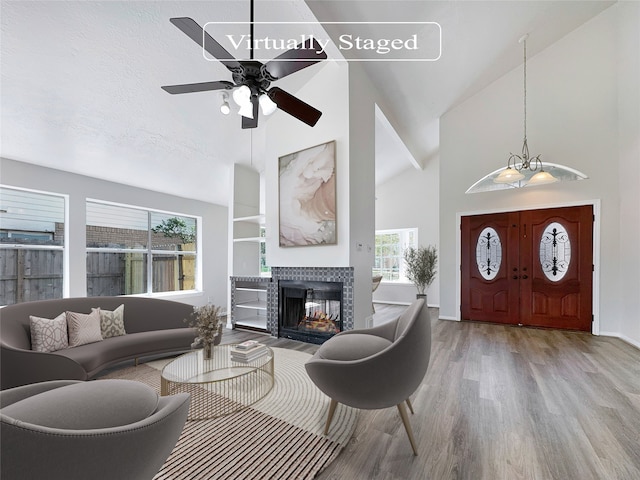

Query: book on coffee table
[231,343,267,362]
[235,340,261,351]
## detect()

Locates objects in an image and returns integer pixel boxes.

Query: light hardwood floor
[224,307,640,480]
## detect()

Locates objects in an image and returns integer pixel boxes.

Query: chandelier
[494,34,558,186]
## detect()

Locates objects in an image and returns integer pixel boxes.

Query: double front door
[461,205,593,331]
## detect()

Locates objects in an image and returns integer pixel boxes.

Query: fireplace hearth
[279,280,343,344]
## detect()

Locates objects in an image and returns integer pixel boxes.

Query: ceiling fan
[161,1,327,129]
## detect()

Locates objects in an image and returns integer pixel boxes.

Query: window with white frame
[0,186,67,305]
[373,228,418,282]
[86,200,199,296]
[259,226,270,276]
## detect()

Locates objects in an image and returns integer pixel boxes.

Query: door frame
[454,199,601,334]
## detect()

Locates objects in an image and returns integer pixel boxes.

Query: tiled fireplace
[267,267,354,344]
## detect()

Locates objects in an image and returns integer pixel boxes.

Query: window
[0,186,67,305]
[373,228,418,282]
[476,227,502,281]
[259,226,270,276]
[540,221,571,282]
[86,201,199,296]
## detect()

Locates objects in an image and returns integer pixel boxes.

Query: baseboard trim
[439,316,459,321]
[599,331,640,350]
[373,300,411,306]
[373,300,440,309]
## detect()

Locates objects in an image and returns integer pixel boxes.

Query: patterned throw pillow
[92,304,126,338]
[66,309,103,347]
[30,313,69,353]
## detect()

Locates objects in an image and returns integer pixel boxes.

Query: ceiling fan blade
[268,87,322,127]
[169,17,241,70]
[264,39,328,80]
[161,81,234,95]
[242,96,259,129]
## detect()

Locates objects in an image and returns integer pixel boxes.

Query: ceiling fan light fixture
[232,85,251,107]
[220,92,230,115]
[259,94,277,115]
[238,102,254,119]
[161,12,326,129]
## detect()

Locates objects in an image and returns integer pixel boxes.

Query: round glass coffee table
[160,344,274,420]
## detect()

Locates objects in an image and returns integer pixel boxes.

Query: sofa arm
[1,347,87,390]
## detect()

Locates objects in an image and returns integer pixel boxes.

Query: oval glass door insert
[540,222,571,281]
[476,227,502,280]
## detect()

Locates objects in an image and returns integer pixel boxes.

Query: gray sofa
[0,296,197,390]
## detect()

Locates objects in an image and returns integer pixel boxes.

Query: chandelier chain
[492,33,559,186]
[523,37,527,142]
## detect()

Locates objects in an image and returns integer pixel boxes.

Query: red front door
[461,205,593,331]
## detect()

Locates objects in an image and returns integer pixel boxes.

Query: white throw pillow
[30,313,68,353]
[66,309,103,347]
[92,304,126,338]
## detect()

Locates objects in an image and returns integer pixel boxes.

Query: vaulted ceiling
[0,1,614,205]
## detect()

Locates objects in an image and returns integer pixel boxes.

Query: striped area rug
[100,348,358,480]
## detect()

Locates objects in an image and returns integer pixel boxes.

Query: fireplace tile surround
[267,267,354,338]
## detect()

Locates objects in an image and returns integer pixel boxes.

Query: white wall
[439,5,637,343]
[0,158,229,309]
[347,62,377,327]
[616,1,640,347]
[265,61,351,268]
[374,154,440,306]
[264,60,380,327]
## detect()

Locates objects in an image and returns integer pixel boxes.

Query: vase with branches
[403,245,438,297]
[185,304,223,359]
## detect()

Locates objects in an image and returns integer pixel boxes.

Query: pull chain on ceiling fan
[161,0,327,129]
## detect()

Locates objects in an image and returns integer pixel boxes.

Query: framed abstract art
[278,140,336,247]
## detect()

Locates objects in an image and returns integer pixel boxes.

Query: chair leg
[324,399,338,435]
[406,398,414,414]
[397,402,418,455]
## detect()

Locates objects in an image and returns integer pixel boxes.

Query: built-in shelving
[233,215,265,241]
[235,299,266,310]
[233,237,265,243]
[233,215,265,242]
[230,277,270,332]
[233,215,264,224]
[233,315,268,331]
[228,164,269,333]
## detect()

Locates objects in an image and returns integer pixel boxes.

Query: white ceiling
[0,1,614,205]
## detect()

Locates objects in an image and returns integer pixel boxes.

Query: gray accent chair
[305,298,431,455]
[1,379,190,480]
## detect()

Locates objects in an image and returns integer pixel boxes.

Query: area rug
[99,347,358,480]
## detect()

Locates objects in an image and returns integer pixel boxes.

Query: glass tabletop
[160,344,275,419]
[161,344,273,385]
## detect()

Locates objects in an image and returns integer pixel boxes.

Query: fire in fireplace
[279,280,343,344]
